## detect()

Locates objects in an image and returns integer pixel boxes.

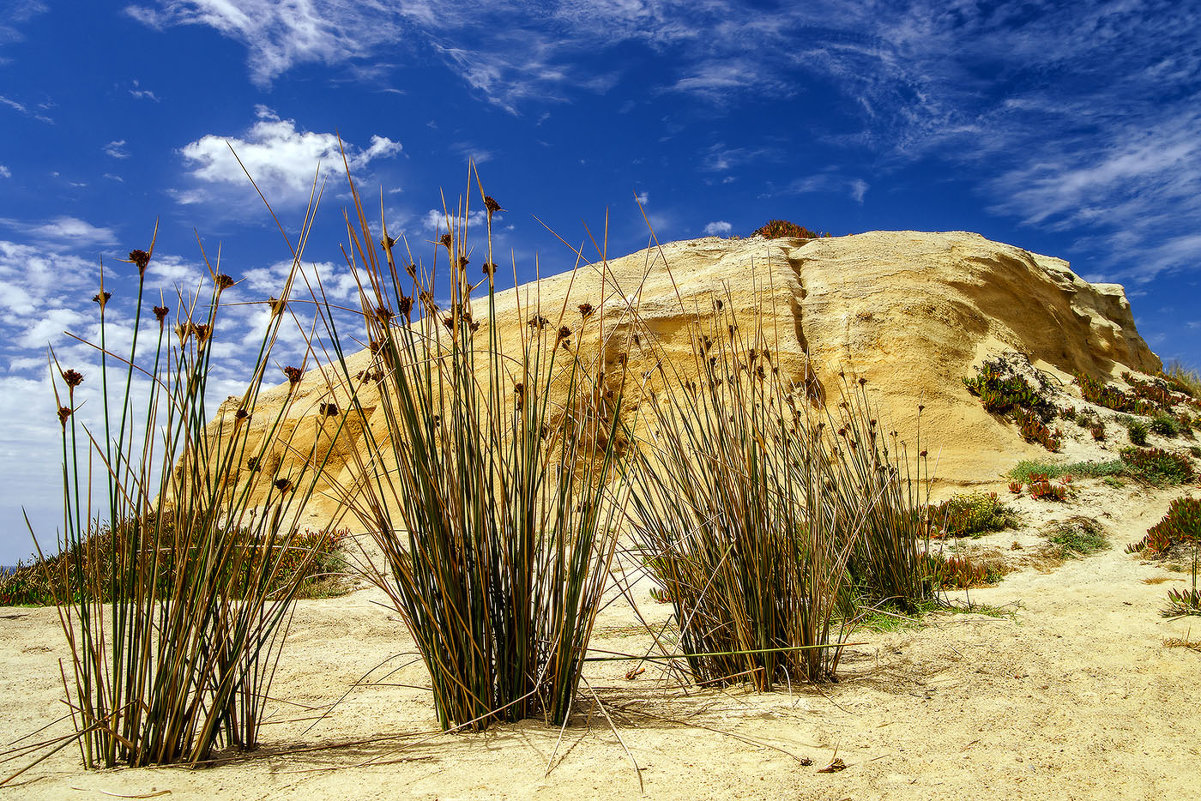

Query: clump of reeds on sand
[316,167,630,730]
[625,284,933,690]
[35,205,347,769]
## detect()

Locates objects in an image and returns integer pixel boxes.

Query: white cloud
[1,216,119,249]
[128,1,1201,286]
[104,139,129,159]
[783,173,869,204]
[0,165,9,178]
[703,221,732,237]
[129,79,160,101]
[635,191,649,206]
[127,0,405,88]
[178,107,402,206]
[421,208,490,233]
[0,92,52,123]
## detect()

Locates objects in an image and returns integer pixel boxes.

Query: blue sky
[1,0,1199,562]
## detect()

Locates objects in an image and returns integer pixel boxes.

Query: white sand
[3,475,1200,800]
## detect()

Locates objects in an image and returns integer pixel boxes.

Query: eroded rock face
[212,230,1161,523]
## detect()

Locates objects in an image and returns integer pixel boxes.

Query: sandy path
[2,482,1199,800]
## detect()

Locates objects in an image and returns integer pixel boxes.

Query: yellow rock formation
[211,230,1160,524]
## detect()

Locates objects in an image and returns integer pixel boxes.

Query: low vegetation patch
[1075,372,1154,415]
[928,492,1017,538]
[965,356,1060,451]
[1127,496,1201,556]
[1009,453,1195,489]
[751,219,827,239]
[1119,447,1195,485]
[0,525,349,607]
[1163,363,1201,400]
[920,551,1004,589]
[1043,516,1109,558]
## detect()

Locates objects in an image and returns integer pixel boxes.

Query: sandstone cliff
[212,230,1160,525]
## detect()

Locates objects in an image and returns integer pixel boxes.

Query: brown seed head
[374,306,393,324]
[193,323,211,343]
[484,195,503,214]
[319,402,338,417]
[482,262,497,276]
[557,325,572,341]
[153,305,169,323]
[528,314,549,330]
[457,255,469,269]
[57,405,73,426]
[274,478,293,493]
[246,456,260,471]
[93,291,112,308]
[283,365,303,387]
[858,376,867,386]
[215,274,235,290]
[380,234,396,250]
[234,408,250,422]
[62,369,84,388]
[398,295,413,317]
[128,249,151,273]
[578,302,594,318]
[439,233,453,250]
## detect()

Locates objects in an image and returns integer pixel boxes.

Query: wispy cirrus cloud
[130,1,1201,279]
[0,1,46,63]
[129,79,160,101]
[104,140,130,159]
[176,106,401,206]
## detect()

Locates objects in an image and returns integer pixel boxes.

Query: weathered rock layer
[215,230,1160,523]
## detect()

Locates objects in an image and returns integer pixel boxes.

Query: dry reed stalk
[624,275,934,688]
[313,164,631,730]
[33,186,350,770]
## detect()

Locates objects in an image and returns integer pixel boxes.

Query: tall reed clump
[625,294,932,690]
[317,167,627,730]
[39,214,344,768]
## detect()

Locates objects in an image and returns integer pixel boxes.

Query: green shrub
[1076,372,1153,414]
[965,357,1059,450]
[929,492,1017,538]
[1119,447,1195,485]
[1128,497,1201,555]
[965,359,1056,420]
[1150,411,1181,438]
[1127,419,1149,446]
[1045,517,1109,557]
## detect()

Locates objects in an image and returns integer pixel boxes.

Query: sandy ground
[2,471,1200,800]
